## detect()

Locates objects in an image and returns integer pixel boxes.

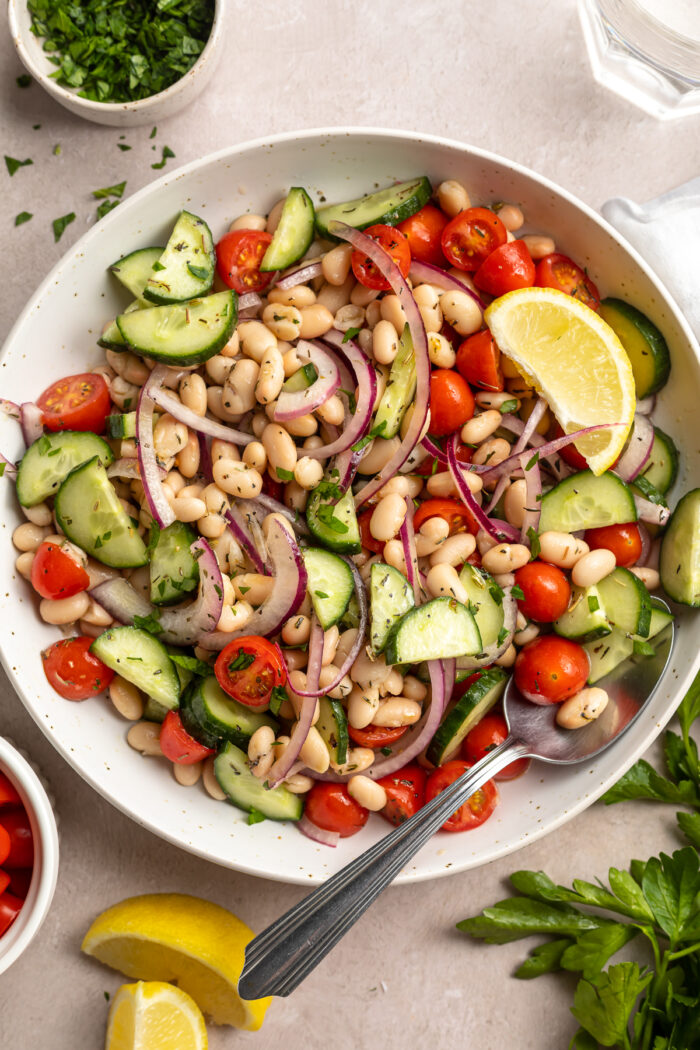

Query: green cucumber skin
[599,298,671,398]
[214,742,302,822]
[143,213,215,305]
[179,676,276,751]
[315,176,432,241]
[116,290,237,366]
[585,604,673,684]
[370,562,415,654]
[306,485,362,555]
[316,696,349,766]
[554,584,611,643]
[106,412,137,440]
[539,470,637,533]
[660,488,700,607]
[260,188,315,272]
[597,567,652,637]
[303,547,355,629]
[458,564,505,650]
[384,596,482,665]
[373,324,416,439]
[110,247,164,299]
[149,521,200,607]
[641,427,679,495]
[16,430,114,507]
[426,668,508,766]
[90,626,180,709]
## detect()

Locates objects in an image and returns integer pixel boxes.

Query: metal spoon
[238,613,674,1000]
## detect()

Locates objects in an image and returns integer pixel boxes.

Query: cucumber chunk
[116,291,237,366]
[106,412,137,440]
[149,521,200,606]
[54,456,148,568]
[282,363,317,393]
[599,298,671,398]
[584,603,673,684]
[214,742,302,822]
[180,676,276,751]
[109,247,164,300]
[427,668,508,766]
[260,188,315,271]
[98,300,144,351]
[640,426,679,495]
[16,430,114,507]
[458,564,506,649]
[303,547,354,629]
[373,324,416,439]
[554,584,611,642]
[315,176,432,240]
[384,597,482,665]
[370,562,414,654]
[143,697,170,723]
[597,567,652,637]
[143,212,215,304]
[660,488,700,606]
[316,696,349,765]
[90,626,180,709]
[539,470,637,533]
[306,482,361,554]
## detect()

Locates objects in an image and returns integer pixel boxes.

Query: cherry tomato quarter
[31,541,90,600]
[0,773,21,808]
[350,224,411,291]
[348,724,408,750]
[456,330,504,391]
[462,713,531,780]
[216,229,275,295]
[441,207,507,273]
[44,636,114,701]
[514,636,590,705]
[304,783,369,838]
[473,240,535,297]
[0,892,23,937]
[37,373,110,433]
[397,204,448,267]
[429,369,475,436]
[1,808,33,869]
[585,523,643,569]
[215,636,286,709]
[549,421,589,471]
[160,711,215,765]
[413,497,479,537]
[376,764,427,826]
[535,253,600,311]
[513,561,571,623]
[425,760,499,831]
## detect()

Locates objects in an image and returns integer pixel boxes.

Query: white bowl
[6,0,224,127]
[1,128,699,885]
[0,738,59,974]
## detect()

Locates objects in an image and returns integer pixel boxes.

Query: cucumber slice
[584,603,673,684]
[426,668,508,766]
[315,176,432,240]
[106,412,137,440]
[143,212,215,304]
[660,487,700,606]
[640,427,679,495]
[143,697,170,723]
[54,456,148,568]
[597,566,652,637]
[306,482,361,554]
[16,430,114,507]
[214,742,302,821]
[260,188,315,271]
[373,324,416,439]
[116,291,237,366]
[369,562,414,653]
[98,300,144,351]
[303,547,354,629]
[149,521,200,606]
[109,247,164,299]
[90,626,180,709]
[316,696,349,765]
[458,564,506,649]
[282,363,317,393]
[180,676,277,751]
[554,584,611,642]
[599,298,671,398]
[539,470,637,533]
[384,597,482,665]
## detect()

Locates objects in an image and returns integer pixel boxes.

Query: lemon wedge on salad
[105,982,207,1050]
[484,287,636,474]
[82,894,271,1031]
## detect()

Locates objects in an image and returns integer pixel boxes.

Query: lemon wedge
[105,982,207,1050]
[485,287,636,474]
[82,894,271,1031]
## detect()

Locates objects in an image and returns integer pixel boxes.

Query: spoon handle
[238,736,529,1000]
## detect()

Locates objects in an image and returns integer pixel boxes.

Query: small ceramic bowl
[7,0,224,127]
[0,737,59,975]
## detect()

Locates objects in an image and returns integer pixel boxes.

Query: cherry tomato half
[535,253,600,311]
[43,636,115,701]
[304,783,369,838]
[514,561,571,623]
[0,773,21,808]
[30,541,90,601]
[358,507,385,555]
[1,808,33,869]
[549,421,588,471]
[413,497,479,537]
[441,207,507,273]
[514,636,590,705]
[425,760,499,831]
[0,871,9,896]
[0,825,10,867]
[376,763,427,826]
[0,892,23,937]
[348,724,408,750]
[456,330,504,392]
[351,224,411,291]
[215,636,286,709]
[462,713,531,780]
[215,229,275,294]
[37,373,110,433]
[585,523,643,569]
[397,204,448,267]
[7,869,32,899]
[473,240,535,297]
[429,369,475,437]
[414,441,472,477]
[160,711,215,765]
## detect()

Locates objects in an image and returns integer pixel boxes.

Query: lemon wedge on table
[485,287,636,475]
[82,894,271,1031]
[105,982,207,1050]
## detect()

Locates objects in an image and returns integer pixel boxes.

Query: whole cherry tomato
[535,253,600,311]
[215,229,275,294]
[351,224,411,291]
[462,713,531,780]
[473,240,535,297]
[43,636,115,701]
[160,711,215,765]
[456,330,504,391]
[429,369,475,436]
[0,773,21,808]
[31,541,90,601]
[513,561,571,623]
[425,760,499,831]
[397,204,448,267]
[376,764,427,826]
[514,636,590,705]
[1,808,33,869]
[215,636,286,709]
[441,207,507,272]
[304,783,369,838]
[585,523,643,569]
[0,892,23,937]
[37,373,110,433]
[0,825,10,867]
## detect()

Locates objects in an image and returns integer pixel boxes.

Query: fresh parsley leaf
[152,145,175,170]
[524,451,540,471]
[380,746,392,756]
[587,595,600,613]
[511,585,525,600]
[276,467,295,482]
[96,200,120,220]
[602,759,700,808]
[514,938,571,980]
[561,925,639,980]
[5,156,33,176]
[187,262,209,279]
[633,638,656,657]
[571,963,652,1048]
[92,181,127,200]
[527,527,540,558]
[14,211,33,226]
[117,143,132,151]
[247,808,266,825]
[16,74,32,88]
[150,126,157,138]
[169,652,212,677]
[269,686,287,716]
[53,144,61,156]
[152,260,166,272]
[499,398,519,414]
[227,649,255,672]
[316,504,349,534]
[37,434,52,456]
[314,590,329,600]
[342,327,361,342]
[133,613,162,636]
[52,211,75,242]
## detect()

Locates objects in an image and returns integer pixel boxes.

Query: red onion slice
[267,691,317,789]
[149,384,254,447]
[636,395,656,416]
[297,813,339,847]
[614,414,654,482]
[197,433,213,482]
[90,577,152,622]
[474,423,621,485]
[137,367,176,529]
[0,452,18,478]
[305,616,324,695]
[409,260,486,310]
[443,657,456,705]
[198,517,307,650]
[637,522,652,567]
[0,400,20,421]
[519,451,543,541]
[364,659,448,779]
[106,458,161,481]
[253,493,311,537]
[510,397,548,457]
[300,330,377,460]
[421,435,448,467]
[634,495,670,527]
[225,504,268,574]
[457,586,518,670]
[327,222,431,508]
[399,495,420,602]
[446,434,521,543]
[273,341,341,421]
[237,292,262,313]
[275,261,324,289]
[20,403,43,446]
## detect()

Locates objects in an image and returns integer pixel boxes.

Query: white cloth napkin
[602,177,700,338]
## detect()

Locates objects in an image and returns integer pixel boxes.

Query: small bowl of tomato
[0,737,59,975]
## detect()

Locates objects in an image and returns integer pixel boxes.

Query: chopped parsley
[5,156,33,176]
[52,212,76,242]
[227,648,255,673]
[316,504,349,534]
[633,639,656,657]
[527,527,540,558]
[524,451,540,471]
[16,74,32,88]
[588,595,600,613]
[499,398,519,414]
[342,327,361,342]
[187,262,209,279]
[275,467,295,482]
[248,808,266,826]
[14,211,33,226]
[150,126,158,138]
[96,199,120,220]
[269,686,287,716]
[511,585,525,600]
[53,144,61,156]
[314,590,329,600]
[169,652,212,677]
[152,145,175,170]
[117,143,132,151]
[133,613,162,636]
[92,181,127,200]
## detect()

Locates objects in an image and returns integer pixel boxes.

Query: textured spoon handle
[238,736,529,1000]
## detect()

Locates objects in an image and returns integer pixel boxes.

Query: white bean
[262,303,302,342]
[331,747,375,775]
[471,437,511,469]
[248,725,276,779]
[498,203,524,232]
[109,676,144,721]
[426,563,469,603]
[39,592,90,625]
[15,552,35,579]
[202,755,227,799]
[629,566,660,590]
[229,213,267,232]
[12,522,49,552]
[436,179,470,217]
[348,775,387,812]
[439,290,482,336]
[171,496,207,523]
[22,502,52,527]
[520,234,556,260]
[322,243,353,285]
[538,531,590,570]
[173,762,202,787]
[372,698,422,727]
[255,345,285,405]
[262,423,297,477]
[223,358,259,415]
[372,320,400,366]
[428,332,456,369]
[571,549,616,588]
[460,410,501,446]
[212,458,263,499]
[126,721,163,756]
[347,685,381,729]
[481,543,530,574]
[299,726,330,773]
[357,436,401,476]
[299,304,334,339]
[370,493,407,542]
[556,687,609,729]
[429,532,476,567]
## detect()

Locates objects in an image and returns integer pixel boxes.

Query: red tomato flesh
[425,760,499,831]
[7,869,32,899]
[160,711,215,765]
[585,523,643,569]
[397,204,448,267]
[462,713,531,780]
[429,369,475,437]
[216,229,274,294]
[441,207,507,273]
[357,507,386,555]
[304,783,369,838]
[351,224,411,291]
[535,253,600,311]
[1,808,33,869]
[513,561,571,623]
[44,636,115,701]
[473,240,535,297]
[456,330,504,392]
[376,764,427,826]
[0,870,9,896]
[31,541,90,600]
[348,724,408,749]
[0,825,10,867]
[215,636,286,709]
[514,636,589,705]
[549,421,589,471]
[0,892,24,937]
[0,773,21,808]
[413,497,479,537]
[37,373,110,433]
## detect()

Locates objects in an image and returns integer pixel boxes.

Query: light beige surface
[1,2,699,1046]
